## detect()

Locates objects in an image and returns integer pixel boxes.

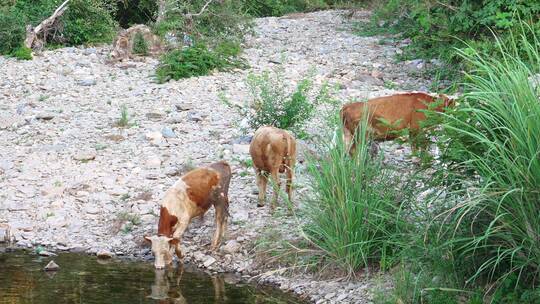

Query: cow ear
[144,236,152,243]
[169,238,180,245]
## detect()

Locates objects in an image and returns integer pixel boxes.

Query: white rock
[44,260,60,271]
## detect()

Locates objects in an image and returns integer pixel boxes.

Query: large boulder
[109,25,164,62]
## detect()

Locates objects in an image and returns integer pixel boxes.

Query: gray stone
[187,112,203,122]
[222,240,241,254]
[161,127,176,138]
[73,150,97,161]
[39,250,57,257]
[232,144,250,154]
[203,256,216,267]
[175,103,193,111]
[36,112,55,120]
[78,78,97,86]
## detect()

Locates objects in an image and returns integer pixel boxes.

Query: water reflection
[0,250,304,304]
[149,267,229,304]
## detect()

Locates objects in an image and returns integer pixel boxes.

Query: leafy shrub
[301,117,409,274]
[61,0,117,45]
[132,32,148,55]
[371,0,540,62]
[115,0,157,28]
[155,43,244,83]
[0,10,25,55]
[222,67,333,137]
[11,46,32,60]
[0,0,117,54]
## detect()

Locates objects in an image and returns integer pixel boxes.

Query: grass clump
[155,43,244,83]
[10,46,32,60]
[439,25,540,296]
[116,104,130,127]
[300,116,409,274]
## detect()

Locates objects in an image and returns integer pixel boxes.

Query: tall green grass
[301,116,409,275]
[432,24,540,299]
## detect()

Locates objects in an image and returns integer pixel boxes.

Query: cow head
[144,235,179,269]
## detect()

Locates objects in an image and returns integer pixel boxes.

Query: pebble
[73,150,97,161]
[78,78,97,86]
[97,249,113,259]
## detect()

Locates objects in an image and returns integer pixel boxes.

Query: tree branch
[25,0,70,49]
[186,0,214,18]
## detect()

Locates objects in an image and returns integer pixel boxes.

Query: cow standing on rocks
[249,126,296,210]
[340,92,453,155]
[145,161,231,269]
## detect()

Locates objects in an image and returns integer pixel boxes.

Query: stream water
[0,249,305,304]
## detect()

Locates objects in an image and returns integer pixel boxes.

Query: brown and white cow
[249,126,296,210]
[340,92,453,155]
[144,161,231,269]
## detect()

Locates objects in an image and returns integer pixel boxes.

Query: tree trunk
[24,0,70,49]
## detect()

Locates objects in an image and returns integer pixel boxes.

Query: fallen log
[24,0,70,49]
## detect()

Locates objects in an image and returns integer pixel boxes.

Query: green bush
[11,46,32,60]
[61,0,117,45]
[300,117,409,274]
[0,10,25,55]
[0,0,117,55]
[132,32,148,55]
[370,0,540,63]
[155,43,244,83]
[222,67,333,137]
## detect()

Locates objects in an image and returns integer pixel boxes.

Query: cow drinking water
[144,161,231,269]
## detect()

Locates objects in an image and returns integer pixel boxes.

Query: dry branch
[24,0,70,49]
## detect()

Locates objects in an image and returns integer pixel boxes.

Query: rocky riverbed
[0,10,434,304]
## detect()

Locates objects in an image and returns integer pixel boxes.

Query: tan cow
[340,92,453,155]
[249,126,296,209]
[144,161,231,269]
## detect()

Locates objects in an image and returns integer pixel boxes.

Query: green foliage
[115,0,157,28]
[0,0,117,54]
[439,25,540,292]
[155,43,244,83]
[300,117,409,274]
[62,0,117,45]
[222,67,333,137]
[132,32,148,55]
[11,46,32,60]
[370,0,540,62]
[241,0,366,17]
[0,10,25,55]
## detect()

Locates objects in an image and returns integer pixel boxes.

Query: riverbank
[0,9,434,303]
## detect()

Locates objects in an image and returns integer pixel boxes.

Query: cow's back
[182,168,220,211]
[250,126,292,172]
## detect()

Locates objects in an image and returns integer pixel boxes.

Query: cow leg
[211,202,227,250]
[270,169,280,211]
[172,218,190,260]
[285,165,294,205]
[255,169,267,207]
[343,126,354,155]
